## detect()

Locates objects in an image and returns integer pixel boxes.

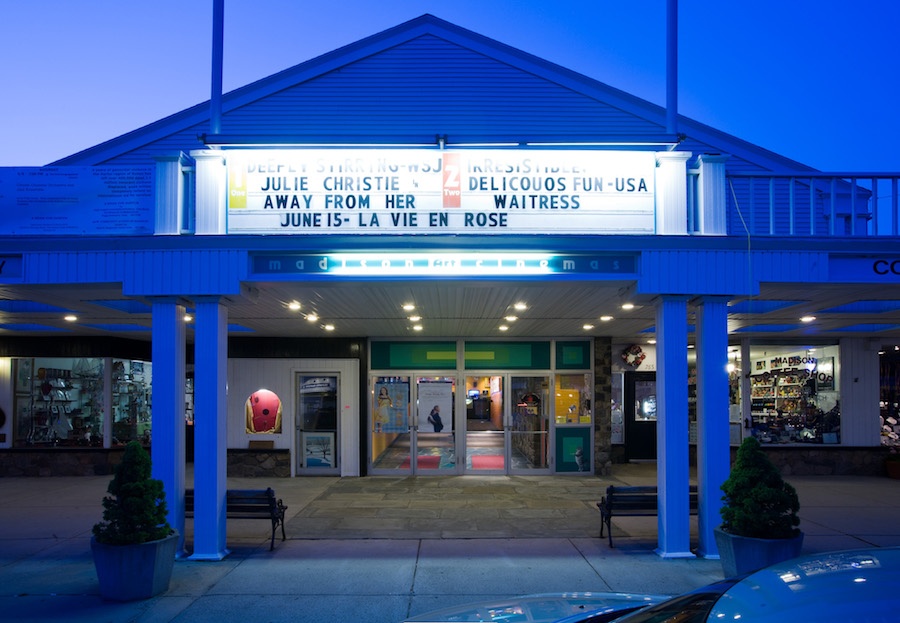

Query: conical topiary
[93,441,173,545]
[720,436,800,539]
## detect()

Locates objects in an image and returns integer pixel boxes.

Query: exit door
[624,371,657,460]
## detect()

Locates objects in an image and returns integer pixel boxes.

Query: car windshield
[609,580,737,623]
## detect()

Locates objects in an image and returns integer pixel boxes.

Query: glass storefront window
[554,374,592,425]
[748,344,840,445]
[13,357,105,447]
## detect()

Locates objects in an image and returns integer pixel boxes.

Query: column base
[654,548,696,559]
[187,548,231,562]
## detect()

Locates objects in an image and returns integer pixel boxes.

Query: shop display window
[111,359,152,445]
[748,345,840,444]
[880,351,900,447]
[14,357,105,447]
[12,357,152,448]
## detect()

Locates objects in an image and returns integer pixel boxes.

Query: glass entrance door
[370,376,411,471]
[463,375,553,474]
[464,375,506,472]
[370,375,459,474]
[414,376,457,472]
[509,375,550,472]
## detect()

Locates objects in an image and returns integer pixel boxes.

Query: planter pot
[91,532,178,601]
[714,527,804,578]
[886,460,900,480]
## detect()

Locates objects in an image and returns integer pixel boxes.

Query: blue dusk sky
[2,0,897,171]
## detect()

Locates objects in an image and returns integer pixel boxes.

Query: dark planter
[714,527,804,577]
[91,532,179,601]
[886,460,900,480]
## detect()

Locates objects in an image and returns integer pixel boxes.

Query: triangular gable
[52,14,816,174]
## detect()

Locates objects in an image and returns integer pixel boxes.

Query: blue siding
[25,250,245,296]
[58,16,822,183]
[99,35,667,166]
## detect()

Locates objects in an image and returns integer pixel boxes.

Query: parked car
[404,592,670,623]
[405,547,900,623]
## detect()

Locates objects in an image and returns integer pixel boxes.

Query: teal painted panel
[464,341,550,370]
[371,341,457,369]
[556,427,591,473]
[556,341,591,369]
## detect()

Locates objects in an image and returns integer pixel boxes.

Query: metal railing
[724,173,900,237]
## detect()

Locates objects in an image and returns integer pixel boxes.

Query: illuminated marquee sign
[250,252,637,278]
[227,150,655,235]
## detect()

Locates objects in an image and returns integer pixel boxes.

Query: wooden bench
[597,485,698,547]
[184,488,288,551]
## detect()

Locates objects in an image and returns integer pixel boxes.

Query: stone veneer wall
[0,448,126,477]
[226,449,292,478]
[593,336,613,476]
[752,446,891,477]
[0,448,292,478]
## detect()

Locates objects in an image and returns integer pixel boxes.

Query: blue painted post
[150,300,187,557]
[655,295,694,558]
[695,297,730,558]
[189,298,230,560]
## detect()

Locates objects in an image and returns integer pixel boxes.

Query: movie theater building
[1,15,898,559]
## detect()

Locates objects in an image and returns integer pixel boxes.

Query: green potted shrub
[714,436,803,577]
[91,441,178,601]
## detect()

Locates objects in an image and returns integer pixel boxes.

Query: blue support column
[695,297,731,558]
[150,300,187,557]
[189,298,230,560]
[655,295,694,558]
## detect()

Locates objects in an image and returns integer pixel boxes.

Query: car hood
[404,592,670,623]
[711,547,900,622]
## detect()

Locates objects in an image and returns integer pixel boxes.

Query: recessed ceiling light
[409,315,422,322]
[688,344,695,349]
[514,302,527,311]
[324,324,335,331]
[288,301,301,311]
[412,324,423,332]
[402,303,416,311]
[648,339,657,345]
[306,313,318,322]
[184,315,193,323]
[600,315,613,322]
[621,303,635,311]
[64,314,77,322]
[499,325,509,331]
[583,324,594,330]
[801,315,816,323]
[505,315,518,322]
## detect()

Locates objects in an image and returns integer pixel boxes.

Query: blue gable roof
[53,14,815,174]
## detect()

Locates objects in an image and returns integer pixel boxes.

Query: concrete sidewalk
[0,466,898,623]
